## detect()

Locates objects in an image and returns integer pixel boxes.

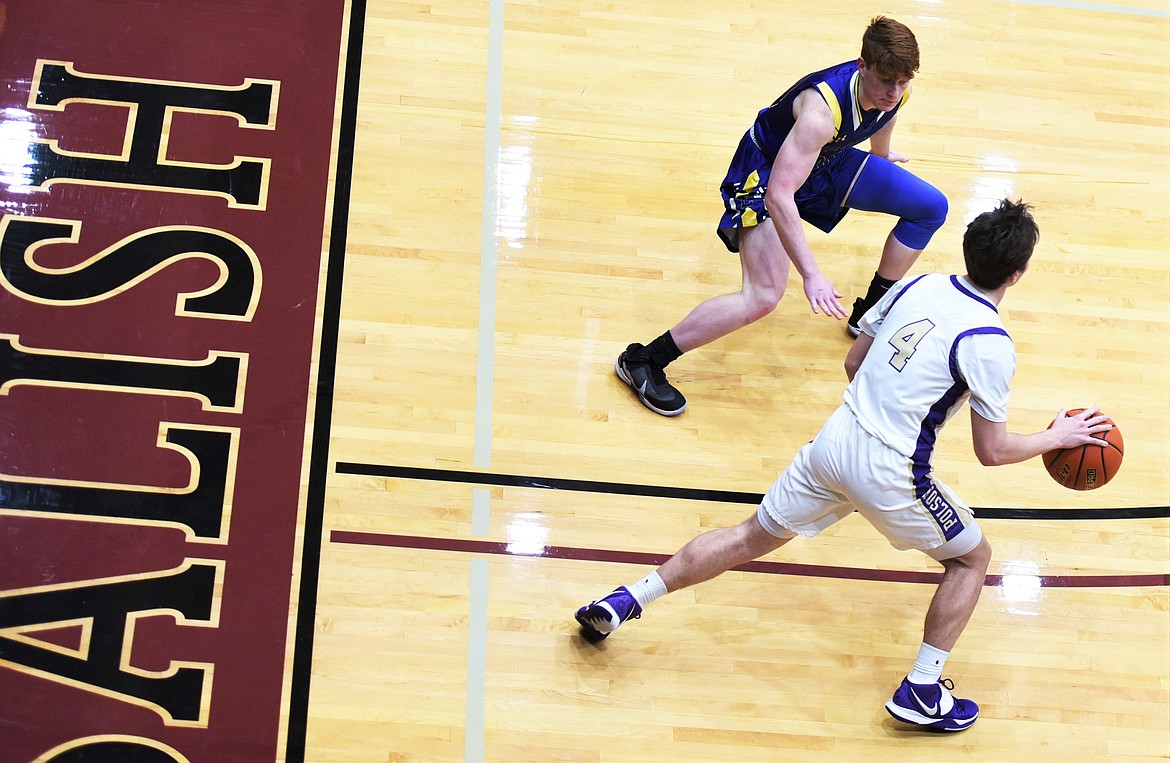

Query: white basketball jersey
[844,273,1015,462]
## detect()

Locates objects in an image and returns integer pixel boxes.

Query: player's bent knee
[746,299,780,324]
[947,535,992,571]
[744,289,783,323]
[756,503,798,541]
[921,182,948,219]
[969,536,993,569]
[924,521,984,563]
[892,183,948,251]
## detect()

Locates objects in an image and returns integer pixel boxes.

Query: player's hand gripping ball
[1043,409,1123,490]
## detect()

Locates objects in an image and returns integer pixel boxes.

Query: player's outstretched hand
[1051,407,1112,448]
[886,150,911,164]
[803,274,846,318]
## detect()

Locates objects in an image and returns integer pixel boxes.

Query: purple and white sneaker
[885,677,979,732]
[574,586,642,643]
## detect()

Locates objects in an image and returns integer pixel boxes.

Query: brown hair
[861,16,920,80]
[963,199,1039,290]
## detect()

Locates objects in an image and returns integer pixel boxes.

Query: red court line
[330,530,1170,588]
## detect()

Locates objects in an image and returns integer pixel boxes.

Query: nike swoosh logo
[637,380,650,395]
[909,687,939,716]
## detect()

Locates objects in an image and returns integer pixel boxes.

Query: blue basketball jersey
[750,60,909,169]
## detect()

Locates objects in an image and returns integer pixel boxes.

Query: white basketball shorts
[757,404,983,561]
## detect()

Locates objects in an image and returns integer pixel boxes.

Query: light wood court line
[474,0,506,469]
[463,558,489,763]
[308,0,1170,761]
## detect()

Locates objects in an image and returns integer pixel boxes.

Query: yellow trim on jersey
[739,170,760,228]
[737,170,761,197]
[899,85,912,108]
[814,81,843,136]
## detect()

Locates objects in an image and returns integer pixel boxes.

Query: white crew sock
[628,571,668,610]
[907,642,949,684]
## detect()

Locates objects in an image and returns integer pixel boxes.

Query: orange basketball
[1042,409,1124,490]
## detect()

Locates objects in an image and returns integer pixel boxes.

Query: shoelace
[647,363,669,387]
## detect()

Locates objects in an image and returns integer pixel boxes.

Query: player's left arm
[970,408,1111,467]
[963,332,1111,465]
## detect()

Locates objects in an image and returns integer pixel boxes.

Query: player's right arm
[970,408,1111,467]
[844,331,874,381]
[763,90,846,319]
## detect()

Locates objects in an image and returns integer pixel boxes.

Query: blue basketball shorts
[716,130,947,253]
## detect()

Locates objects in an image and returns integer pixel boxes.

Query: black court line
[336,462,1170,521]
[285,1,367,760]
[331,530,1170,588]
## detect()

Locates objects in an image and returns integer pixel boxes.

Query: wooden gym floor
[1,0,1167,761]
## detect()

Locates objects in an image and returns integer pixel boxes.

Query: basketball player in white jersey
[575,199,1113,731]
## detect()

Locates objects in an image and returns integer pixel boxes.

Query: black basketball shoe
[615,343,686,416]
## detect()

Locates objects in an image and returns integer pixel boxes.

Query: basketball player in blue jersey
[617,16,948,416]
[578,199,1113,731]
